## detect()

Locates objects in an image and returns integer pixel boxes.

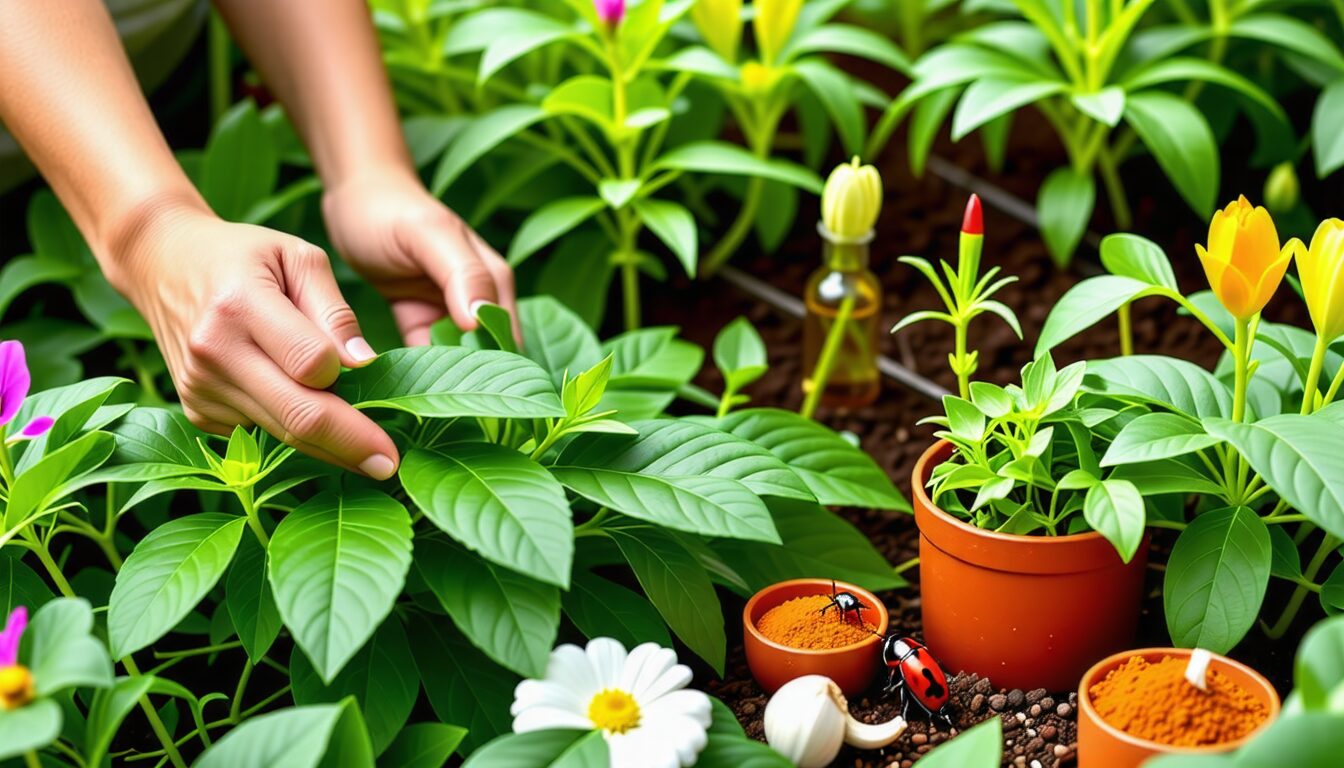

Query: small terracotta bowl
[1078,647,1280,768]
[743,578,889,696]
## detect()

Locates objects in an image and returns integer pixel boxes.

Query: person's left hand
[322,168,517,345]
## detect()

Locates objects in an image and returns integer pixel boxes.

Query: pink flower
[0,607,26,668]
[0,341,52,443]
[0,607,34,710]
[595,0,625,26]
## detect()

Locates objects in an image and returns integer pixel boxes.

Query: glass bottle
[803,222,881,409]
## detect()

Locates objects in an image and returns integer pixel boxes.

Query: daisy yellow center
[587,688,640,734]
[0,665,34,711]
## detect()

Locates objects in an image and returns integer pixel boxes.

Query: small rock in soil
[989,693,1008,710]
[1007,689,1026,708]
[1027,688,1047,704]
[1056,703,1073,718]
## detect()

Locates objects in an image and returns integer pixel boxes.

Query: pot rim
[743,578,889,656]
[1078,647,1282,754]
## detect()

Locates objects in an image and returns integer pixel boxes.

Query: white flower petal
[623,643,678,699]
[643,689,712,729]
[608,729,680,768]
[546,644,601,700]
[512,705,594,733]
[637,660,694,704]
[585,637,629,689]
[511,679,584,716]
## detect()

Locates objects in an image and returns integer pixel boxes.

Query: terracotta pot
[1078,648,1280,768]
[743,578,889,696]
[914,440,1148,691]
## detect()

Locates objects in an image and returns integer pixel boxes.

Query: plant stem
[236,487,269,547]
[29,537,75,598]
[122,657,189,768]
[23,752,40,768]
[153,641,242,660]
[620,256,641,331]
[1232,318,1250,423]
[1264,534,1339,638]
[801,296,856,420]
[894,556,920,576]
[230,661,254,722]
[1096,147,1133,230]
[1302,334,1330,414]
[953,321,970,398]
[1117,303,1134,355]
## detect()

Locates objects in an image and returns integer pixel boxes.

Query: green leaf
[1037,167,1095,267]
[951,77,1067,140]
[111,407,210,467]
[196,699,374,768]
[712,498,905,593]
[227,534,284,663]
[902,44,1044,105]
[1164,507,1271,653]
[598,178,642,209]
[1123,91,1218,217]
[542,75,615,132]
[562,569,673,648]
[703,408,909,510]
[793,59,866,156]
[1204,415,1344,541]
[473,303,519,355]
[417,537,560,678]
[1099,233,1177,289]
[378,723,469,768]
[292,616,419,755]
[1267,525,1303,581]
[400,444,573,587]
[1321,560,1344,616]
[5,430,115,532]
[334,347,564,419]
[1227,14,1344,72]
[1123,58,1284,120]
[0,256,82,321]
[1108,458,1226,496]
[713,317,768,391]
[1083,479,1146,563]
[431,105,547,196]
[1313,79,1344,178]
[84,675,155,766]
[1071,86,1126,126]
[25,597,113,695]
[633,198,698,277]
[907,88,958,177]
[1036,276,1155,354]
[269,490,414,683]
[0,699,63,761]
[470,9,577,83]
[25,189,87,264]
[108,513,246,657]
[517,296,604,387]
[0,552,51,617]
[603,327,703,389]
[461,730,589,768]
[913,715,1001,766]
[507,197,606,267]
[202,101,279,221]
[1085,355,1234,419]
[1101,413,1219,466]
[696,733,795,767]
[1227,712,1344,768]
[1297,613,1344,709]
[655,142,823,193]
[409,616,517,754]
[786,23,911,73]
[610,526,725,673]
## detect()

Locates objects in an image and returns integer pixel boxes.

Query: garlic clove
[763,675,849,768]
[844,713,908,750]
[1185,648,1213,691]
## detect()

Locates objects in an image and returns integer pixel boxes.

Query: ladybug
[820,580,868,627]
[881,635,954,727]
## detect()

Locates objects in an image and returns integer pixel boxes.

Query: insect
[819,580,868,626]
[880,635,954,727]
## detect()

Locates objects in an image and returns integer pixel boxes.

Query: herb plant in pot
[893,196,1148,691]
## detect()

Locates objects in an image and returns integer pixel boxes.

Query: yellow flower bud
[1294,218,1344,341]
[691,0,742,63]
[0,665,34,711]
[740,60,781,95]
[821,157,882,239]
[1195,196,1297,320]
[753,0,802,66]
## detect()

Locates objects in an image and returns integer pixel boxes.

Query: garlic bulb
[763,675,908,766]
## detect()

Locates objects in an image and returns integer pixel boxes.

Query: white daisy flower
[511,638,713,768]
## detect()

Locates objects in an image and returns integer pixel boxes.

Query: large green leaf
[333,347,563,419]
[0,551,52,616]
[609,526,725,673]
[1164,507,1271,653]
[633,198,698,277]
[11,376,126,471]
[1227,14,1344,72]
[0,699,62,761]
[417,537,560,678]
[196,700,374,768]
[377,723,469,768]
[460,730,590,768]
[110,407,210,467]
[84,675,155,767]
[269,490,414,683]
[1037,167,1095,267]
[516,296,603,388]
[291,616,419,755]
[24,597,113,695]
[409,616,517,754]
[911,716,1001,767]
[654,142,823,193]
[951,77,1067,140]
[5,431,115,532]
[1123,92,1218,217]
[1204,415,1344,540]
[1083,479,1146,563]
[431,105,547,196]
[786,23,911,73]
[1313,79,1344,178]
[1036,276,1156,354]
[201,101,279,221]
[469,9,578,83]
[1099,233,1177,289]
[562,569,672,648]
[701,408,908,510]
[108,513,246,657]
[1297,613,1344,709]
[1084,356,1234,419]
[507,197,606,267]
[793,59,866,156]
[227,534,284,663]
[400,444,572,587]
[1123,57,1284,119]
[1101,413,1219,466]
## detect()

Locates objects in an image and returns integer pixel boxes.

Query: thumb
[280,244,378,367]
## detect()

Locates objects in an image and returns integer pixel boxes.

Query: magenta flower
[594,0,624,27]
[0,607,25,668]
[0,341,52,443]
[0,606,34,710]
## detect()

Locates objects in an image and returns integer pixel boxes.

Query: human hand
[321,168,517,345]
[106,198,399,478]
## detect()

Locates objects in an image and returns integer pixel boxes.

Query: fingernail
[469,300,495,318]
[346,337,377,364]
[359,453,397,480]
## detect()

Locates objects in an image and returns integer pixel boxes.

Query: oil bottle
[803,158,883,411]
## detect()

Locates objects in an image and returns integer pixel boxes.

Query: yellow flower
[0,665,34,711]
[1295,218,1344,341]
[753,0,801,66]
[691,0,742,63]
[821,157,882,238]
[1195,196,1298,320]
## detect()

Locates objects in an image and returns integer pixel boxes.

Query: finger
[246,286,344,390]
[471,232,521,344]
[401,222,498,331]
[279,245,378,367]
[237,348,400,479]
[391,299,445,346]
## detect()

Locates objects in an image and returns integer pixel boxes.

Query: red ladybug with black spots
[880,635,953,727]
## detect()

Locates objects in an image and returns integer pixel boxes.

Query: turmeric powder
[1089,655,1267,747]
[757,595,873,650]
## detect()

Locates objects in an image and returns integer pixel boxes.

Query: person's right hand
[105,197,400,479]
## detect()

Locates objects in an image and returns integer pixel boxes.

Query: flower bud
[691,0,742,62]
[1195,196,1297,320]
[753,0,802,65]
[1295,218,1344,341]
[1263,162,1299,214]
[594,0,624,28]
[821,157,882,239]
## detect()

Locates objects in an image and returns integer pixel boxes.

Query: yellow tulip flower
[1195,196,1298,320]
[753,0,801,66]
[1295,218,1344,341]
[691,0,742,63]
[821,157,882,238]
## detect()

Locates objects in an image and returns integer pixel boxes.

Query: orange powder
[1089,655,1267,747]
[756,595,873,650]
